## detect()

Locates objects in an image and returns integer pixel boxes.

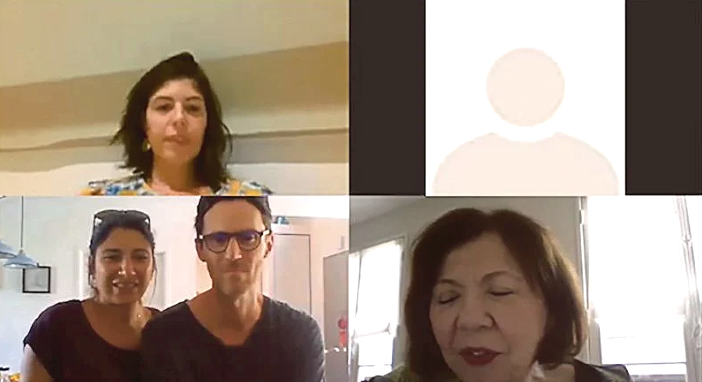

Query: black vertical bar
[625,0,702,195]
[349,1,426,195]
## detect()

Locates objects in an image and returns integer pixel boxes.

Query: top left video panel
[0,0,349,196]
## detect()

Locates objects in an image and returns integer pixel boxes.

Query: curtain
[678,196,702,382]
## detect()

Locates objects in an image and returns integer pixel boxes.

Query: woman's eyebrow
[437,270,524,286]
[436,278,463,288]
[482,270,525,283]
[150,95,204,103]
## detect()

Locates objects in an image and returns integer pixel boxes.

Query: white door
[143,251,166,310]
[266,234,312,314]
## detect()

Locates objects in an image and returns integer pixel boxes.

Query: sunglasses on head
[93,209,151,229]
[196,229,271,253]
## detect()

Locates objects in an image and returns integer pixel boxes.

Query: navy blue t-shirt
[140,295,325,382]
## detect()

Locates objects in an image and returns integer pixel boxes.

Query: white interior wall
[349,196,584,368]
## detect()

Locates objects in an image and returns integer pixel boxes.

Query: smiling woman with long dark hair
[367,208,633,382]
[20,210,159,382]
[80,52,271,196]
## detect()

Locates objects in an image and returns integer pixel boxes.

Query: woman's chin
[154,151,198,167]
[105,297,143,305]
[450,356,514,382]
[104,290,146,305]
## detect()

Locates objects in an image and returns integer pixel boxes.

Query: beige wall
[0,1,348,87]
[0,44,348,147]
[0,44,349,196]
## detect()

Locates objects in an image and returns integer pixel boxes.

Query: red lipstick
[459,347,500,366]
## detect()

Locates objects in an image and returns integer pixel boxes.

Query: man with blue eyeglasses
[140,196,325,382]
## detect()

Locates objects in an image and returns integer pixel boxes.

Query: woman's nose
[172,103,186,123]
[456,295,494,330]
[119,259,136,275]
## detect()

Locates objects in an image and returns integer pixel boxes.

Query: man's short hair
[194,196,272,235]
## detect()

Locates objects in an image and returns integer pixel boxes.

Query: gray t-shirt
[140,295,324,382]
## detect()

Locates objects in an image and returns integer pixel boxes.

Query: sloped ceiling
[350,196,424,225]
[0,0,349,87]
[0,43,349,149]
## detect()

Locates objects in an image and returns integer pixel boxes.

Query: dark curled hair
[194,196,273,236]
[404,208,587,380]
[110,51,232,192]
[88,211,157,297]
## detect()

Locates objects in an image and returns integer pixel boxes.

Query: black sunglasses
[197,229,271,253]
[93,209,151,229]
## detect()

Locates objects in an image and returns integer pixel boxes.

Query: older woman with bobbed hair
[367,208,633,382]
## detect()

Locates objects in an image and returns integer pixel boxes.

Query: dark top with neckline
[23,299,160,382]
[366,359,633,382]
[140,295,325,382]
[573,359,633,382]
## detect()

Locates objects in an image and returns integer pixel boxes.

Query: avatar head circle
[486,47,565,127]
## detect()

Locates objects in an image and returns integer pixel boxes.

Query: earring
[142,139,151,152]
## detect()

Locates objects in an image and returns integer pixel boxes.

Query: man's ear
[194,239,206,262]
[263,233,274,258]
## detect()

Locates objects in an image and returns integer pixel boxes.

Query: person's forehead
[151,78,202,98]
[203,200,264,230]
[103,227,148,240]
[440,233,522,278]
[99,228,151,251]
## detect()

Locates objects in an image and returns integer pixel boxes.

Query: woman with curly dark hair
[81,52,271,196]
[366,208,633,382]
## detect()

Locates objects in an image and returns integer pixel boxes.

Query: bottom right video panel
[345,196,702,382]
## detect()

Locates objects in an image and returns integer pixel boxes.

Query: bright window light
[349,240,403,382]
[586,196,688,379]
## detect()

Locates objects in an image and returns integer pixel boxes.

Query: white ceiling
[0,0,349,87]
[350,196,423,225]
[271,196,349,220]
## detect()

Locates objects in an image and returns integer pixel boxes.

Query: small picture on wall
[22,266,51,294]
